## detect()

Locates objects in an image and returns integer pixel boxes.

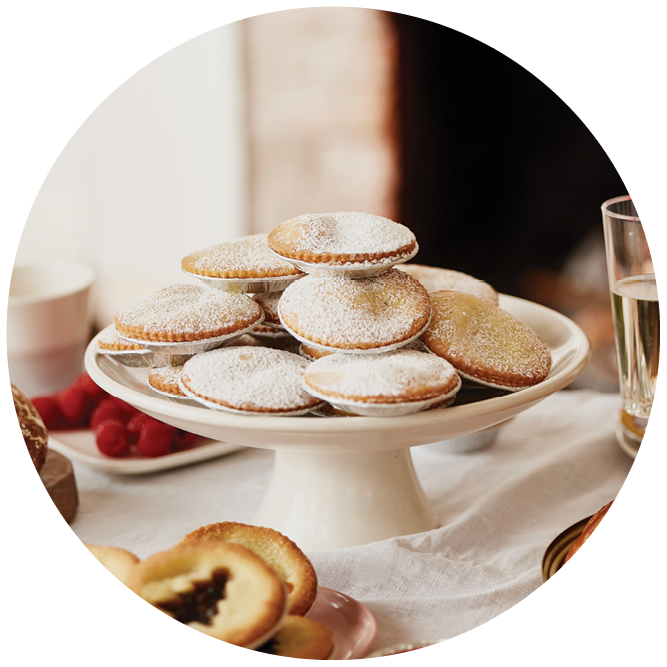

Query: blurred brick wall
[243,8,399,233]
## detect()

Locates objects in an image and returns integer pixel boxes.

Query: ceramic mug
[7,261,95,396]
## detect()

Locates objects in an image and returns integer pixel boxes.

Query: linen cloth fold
[69,389,631,653]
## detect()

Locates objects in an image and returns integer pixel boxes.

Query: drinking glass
[601,196,659,441]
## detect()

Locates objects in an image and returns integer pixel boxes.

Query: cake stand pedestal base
[254,447,438,550]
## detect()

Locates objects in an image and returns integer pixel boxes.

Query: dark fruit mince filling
[157,568,229,625]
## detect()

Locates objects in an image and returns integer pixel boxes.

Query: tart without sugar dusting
[279,268,431,352]
[268,211,417,270]
[114,284,263,344]
[125,541,287,649]
[258,616,334,659]
[397,263,499,305]
[86,544,140,585]
[303,349,461,407]
[422,291,551,391]
[181,522,318,616]
[12,384,48,473]
[179,346,322,415]
[181,233,302,280]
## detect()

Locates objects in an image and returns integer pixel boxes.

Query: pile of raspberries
[31,373,197,458]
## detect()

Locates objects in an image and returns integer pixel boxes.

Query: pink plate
[307,586,377,660]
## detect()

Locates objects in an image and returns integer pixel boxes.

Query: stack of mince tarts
[267,212,464,416]
[98,213,552,418]
[86,523,334,659]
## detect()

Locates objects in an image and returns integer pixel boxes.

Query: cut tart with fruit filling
[126,541,288,649]
[180,522,318,616]
[421,290,551,391]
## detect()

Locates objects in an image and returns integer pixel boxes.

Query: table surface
[68,389,632,654]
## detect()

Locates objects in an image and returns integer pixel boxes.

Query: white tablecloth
[69,389,632,654]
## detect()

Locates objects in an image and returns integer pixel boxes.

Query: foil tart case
[114,315,265,361]
[177,381,323,417]
[146,384,203,406]
[251,322,290,337]
[182,269,303,294]
[302,383,460,418]
[96,347,154,368]
[268,245,419,280]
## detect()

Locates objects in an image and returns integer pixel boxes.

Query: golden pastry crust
[279,269,431,351]
[268,212,417,266]
[252,291,282,327]
[422,291,552,390]
[396,263,499,305]
[126,541,287,648]
[257,616,334,659]
[180,346,321,414]
[299,343,333,361]
[12,384,48,473]
[148,366,186,397]
[114,284,263,343]
[564,501,613,564]
[97,324,146,352]
[181,522,318,616]
[181,234,302,279]
[85,544,140,584]
[303,349,461,404]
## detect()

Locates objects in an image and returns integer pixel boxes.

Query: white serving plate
[86,294,590,549]
[48,431,244,475]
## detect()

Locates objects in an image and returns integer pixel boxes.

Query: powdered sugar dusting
[303,349,461,402]
[396,264,498,305]
[148,365,185,396]
[97,323,145,351]
[279,269,431,349]
[180,346,320,412]
[114,284,263,342]
[422,291,551,388]
[182,234,301,277]
[271,212,416,258]
[253,291,282,324]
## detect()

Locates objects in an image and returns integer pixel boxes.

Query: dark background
[392,14,626,297]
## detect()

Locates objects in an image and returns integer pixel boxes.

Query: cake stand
[85,295,590,551]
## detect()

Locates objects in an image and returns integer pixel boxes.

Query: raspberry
[57,385,90,426]
[30,395,63,430]
[127,412,152,443]
[136,419,173,457]
[173,429,198,450]
[95,419,130,457]
[106,396,139,419]
[72,373,106,400]
[90,398,126,431]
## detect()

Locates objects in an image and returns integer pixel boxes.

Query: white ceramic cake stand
[85,295,590,551]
